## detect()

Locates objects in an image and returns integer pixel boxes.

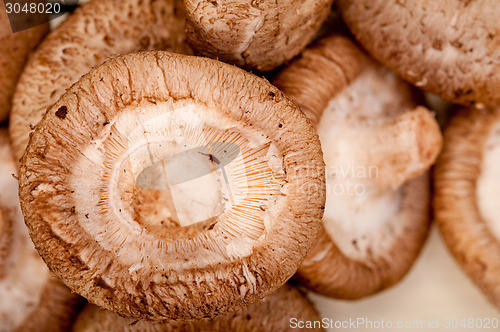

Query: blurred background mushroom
[434,106,500,310]
[0,0,48,123]
[0,129,82,332]
[71,284,323,332]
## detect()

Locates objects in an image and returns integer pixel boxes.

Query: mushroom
[434,106,500,309]
[9,0,192,162]
[0,1,48,122]
[71,284,323,331]
[337,0,500,107]
[0,129,82,332]
[18,51,325,321]
[273,35,443,299]
[184,0,334,72]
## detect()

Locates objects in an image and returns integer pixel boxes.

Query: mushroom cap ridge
[434,107,500,309]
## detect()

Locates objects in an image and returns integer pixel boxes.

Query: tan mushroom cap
[0,1,48,122]
[337,0,500,107]
[9,0,192,162]
[184,0,334,72]
[434,107,500,309]
[0,129,82,331]
[19,51,325,321]
[72,284,323,331]
[274,35,442,299]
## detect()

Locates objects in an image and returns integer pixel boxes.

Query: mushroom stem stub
[322,106,442,192]
[349,107,443,191]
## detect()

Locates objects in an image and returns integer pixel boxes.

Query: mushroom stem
[0,209,11,279]
[332,107,442,191]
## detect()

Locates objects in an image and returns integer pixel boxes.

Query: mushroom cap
[337,0,500,107]
[184,0,334,72]
[0,129,81,331]
[434,106,500,309]
[274,35,437,299]
[19,51,325,321]
[0,2,48,122]
[9,0,192,162]
[72,284,323,331]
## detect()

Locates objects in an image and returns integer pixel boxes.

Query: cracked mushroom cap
[184,0,334,72]
[434,106,500,309]
[9,0,192,162]
[273,35,443,299]
[18,51,325,321]
[0,129,82,332]
[338,0,500,107]
[0,0,48,122]
[72,284,323,332]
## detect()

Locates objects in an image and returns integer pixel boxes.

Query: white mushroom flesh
[477,121,500,241]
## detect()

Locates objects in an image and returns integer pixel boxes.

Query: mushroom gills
[70,100,287,268]
[477,120,500,240]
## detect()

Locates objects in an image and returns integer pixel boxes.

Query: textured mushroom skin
[184,0,333,71]
[338,0,500,107]
[72,284,323,332]
[434,107,500,309]
[274,35,436,299]
[10,0,192,162]
[0,0,48,122]
[0,209,11,279]
[19,51,325,321]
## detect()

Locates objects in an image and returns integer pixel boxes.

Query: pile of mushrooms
[2,0,500,330]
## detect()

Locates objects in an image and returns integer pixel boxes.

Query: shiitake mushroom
[18,51,325,321]
[435,106,500,309]
[273,35,442,299]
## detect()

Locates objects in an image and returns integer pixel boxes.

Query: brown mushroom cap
[184,0,334,72]
[19,51,325,321]
[274,35,442,299]
[337,0,500,107]
[0,129,82,331]
[434,106,500,309]
[72,284,323,331]
[9,0,192,162]
[0,1,48,122]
